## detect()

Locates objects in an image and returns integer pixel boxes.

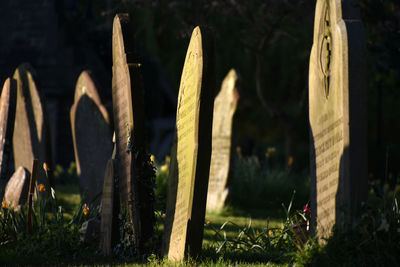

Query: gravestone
[112,14,154,252]
[206,69,239,211]
[99,158,119,255]
[70,71,112,207]
[3,166,30,210]
[0,78,17,200]
[309,0,367,239]
[162,26,215,261]
[12,63,54,188]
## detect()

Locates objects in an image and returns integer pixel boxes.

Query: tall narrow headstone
[112,14,154,252]
[3,166,30,210]
[206,69,239,211]
[12,63,54,188]
[70,71,113,206]
[309,0,367,239]
[99,158,119,255]
[0,78,17,199]
[162,26,215,261]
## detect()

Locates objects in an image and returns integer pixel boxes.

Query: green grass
[56,183,81,220]
[2,160,400,266]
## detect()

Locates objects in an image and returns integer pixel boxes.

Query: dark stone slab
[162,26,215,261]
[3,166,30,210]
[0,78,17,200]
[99,158,119,255]
[12,63,53,188]
[70,71,112,207]
[309,0,367,240]
[112,14,154,252]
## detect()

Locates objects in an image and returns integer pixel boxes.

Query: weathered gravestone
[162,26,215,261]
[3,166,30,210]
[12,63,54,189]
[309,0,367,239]
[70,71,113,207]
[99,158,119,255]
[112,14,154,252]
[206,69,239,212]
[0,78,17,200]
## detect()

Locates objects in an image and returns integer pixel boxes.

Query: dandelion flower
[2,200,7,208]
[43,162,50,171]
[288,156,294,167]
[39,184,46,192]
[83,204,90,216]
[161,164,168,173]
[150,155,156,163]
[268,230,273,236]
[206,220,211,226]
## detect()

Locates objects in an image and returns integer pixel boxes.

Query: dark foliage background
[55,0,400,180]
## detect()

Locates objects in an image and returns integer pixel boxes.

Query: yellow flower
[39,184,46,192]
[206,220,211,226]
[288,156,294,167]
[2,200,7,208]
[83,203,90,216]
[370,188,375,195]
[268,230,273,236]
[394,185,400,194]
[161,164,168,173]
[43,162,50,171]
[236,146,242,156]
[150,155,156,163]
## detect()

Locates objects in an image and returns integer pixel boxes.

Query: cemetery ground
[0,156,399,266]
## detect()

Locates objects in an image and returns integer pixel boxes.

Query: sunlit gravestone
[162,26,215,261]
[3,166,30,210]
[0,78,17,200]
[12,63,54,189]
[112,14,154,252]
[206,69,239,212]
[70,71,113,207]
[309,0,367,240]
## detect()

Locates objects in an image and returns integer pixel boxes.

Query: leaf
[216,240,227,254]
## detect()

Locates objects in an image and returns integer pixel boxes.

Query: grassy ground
[1,161,399,266]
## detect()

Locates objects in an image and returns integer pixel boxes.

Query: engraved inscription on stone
[70,71,112,207]
[309,0,367,240]
[12,63,53,188]
[0,78,17,200]
[206,69,239,211]
[3,167,30,210]
[163,26,215,262]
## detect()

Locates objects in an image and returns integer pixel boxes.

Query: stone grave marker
[12,63,54,188]
[99,158,119,255]
[112,14,154,251]
[70,71,113,207]
[162,26,215,261]
[309,0,367,239]
[3,166,30,210]
[206,69,239,212]
[0,78,17,200]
